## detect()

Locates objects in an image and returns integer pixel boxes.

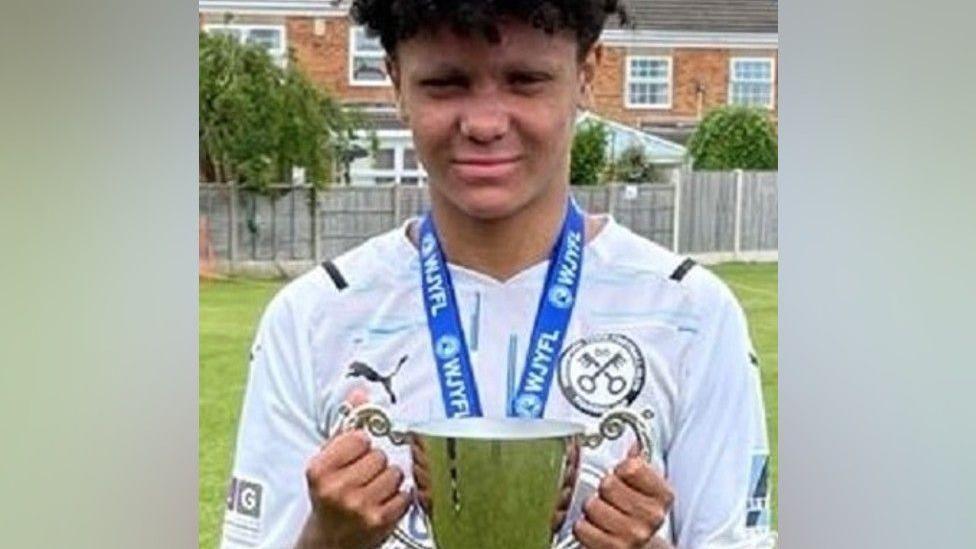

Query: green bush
[687,106,777,170]
[199,32,368,191]
[570,120,609,185]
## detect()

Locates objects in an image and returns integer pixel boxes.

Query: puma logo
[346,355,408,404]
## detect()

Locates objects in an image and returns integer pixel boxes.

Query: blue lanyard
[418,200,586,419]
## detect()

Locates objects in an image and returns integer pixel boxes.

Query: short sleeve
[220,292,321,548]
[666,281,775,548]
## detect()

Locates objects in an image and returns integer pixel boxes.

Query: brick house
[200,0,777,184]
[598,0,778,144]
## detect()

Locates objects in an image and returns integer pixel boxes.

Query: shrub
[686,106,777,170]
[199,32,368,191]
[570,120,609,185]
[608,145,662,183]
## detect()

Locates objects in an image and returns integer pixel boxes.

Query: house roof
[199,0,349,16]
[202,0,777,34]
[611,0,778,34]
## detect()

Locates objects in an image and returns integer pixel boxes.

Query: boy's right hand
[297,389,410,549]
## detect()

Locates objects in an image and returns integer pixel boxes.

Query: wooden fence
[199,170,776,275]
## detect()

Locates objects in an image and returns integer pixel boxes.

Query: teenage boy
[221,2,774,548]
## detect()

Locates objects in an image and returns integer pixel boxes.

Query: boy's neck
[416,186,602,282]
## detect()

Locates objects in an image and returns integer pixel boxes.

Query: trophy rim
[409,417,585,440]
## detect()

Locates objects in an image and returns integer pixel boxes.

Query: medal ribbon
[418,199,585,419]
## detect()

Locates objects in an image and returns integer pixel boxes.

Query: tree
[570,120,609,185]
[199,31,368,191]
[608,145,662,183]
[686,106,777,170]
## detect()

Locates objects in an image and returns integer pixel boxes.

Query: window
[403,149,418,170]
[207,27,242,41]
[348,137,427,186]
[372,148,395,170]
[626,56,671,109]
[729,58,775,109]
[349,26,389,86]
[204,24,286,66]
[246,28,282,51]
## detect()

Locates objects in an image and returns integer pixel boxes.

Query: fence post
[606,183,616,216]
[311,186,320,263]
[733,168,744,260]
[392,184,401,226]
[228,181,238,273]
[671,168,682,253]
[290,181,297,259]
[270,189,278,261]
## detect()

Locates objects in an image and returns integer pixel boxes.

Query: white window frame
[728,57,776,109]
[348,26,391,87]
[348,130,427,186]
[203,23,287,66]
[625,55,672,110]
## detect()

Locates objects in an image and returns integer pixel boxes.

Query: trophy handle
[553,409,655,549]
[581,408,655,462]
[337,403,410,445]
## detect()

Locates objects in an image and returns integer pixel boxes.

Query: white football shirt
[220,216,775,549]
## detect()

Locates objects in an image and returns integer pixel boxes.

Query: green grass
[200,279,282,549]
[199,264,778,547]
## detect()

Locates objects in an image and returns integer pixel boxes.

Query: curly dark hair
[350,0,628,59]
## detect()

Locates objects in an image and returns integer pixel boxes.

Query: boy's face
[389,19,597,220]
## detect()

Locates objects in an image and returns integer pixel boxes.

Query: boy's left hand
[572,445,675,549]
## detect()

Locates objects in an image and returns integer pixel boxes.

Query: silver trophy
[338,404,653,549]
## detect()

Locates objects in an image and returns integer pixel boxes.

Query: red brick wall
[286,17,395,103]
[283,17,777,119]
[201,12,777,123]
[591,45,778,128]
[200,13,395,103]
[673,48,730,116]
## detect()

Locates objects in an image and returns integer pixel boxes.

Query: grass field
[199,263,777,547]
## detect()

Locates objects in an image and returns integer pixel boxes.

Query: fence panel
[395,186,433,225]
[608,184,675,249]
[318,187,396,259]
[571,186,612,214]
[200,173,777,274]
[199,185,231,258]
[679,171,737,254]
[740,171,778,251]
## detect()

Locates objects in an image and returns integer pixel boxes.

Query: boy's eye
[420,77,466,88]
[510,72,550,86]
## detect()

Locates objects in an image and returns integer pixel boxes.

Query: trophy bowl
[411,417,581,549]
[340,405,652,549]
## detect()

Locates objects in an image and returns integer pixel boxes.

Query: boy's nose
[459,104,509,144]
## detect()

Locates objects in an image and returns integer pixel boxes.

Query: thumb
[327,385,372,441]
[345,385,371,408]
[627,442,644,459]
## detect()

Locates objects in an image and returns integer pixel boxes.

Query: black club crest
[558,334,646,416]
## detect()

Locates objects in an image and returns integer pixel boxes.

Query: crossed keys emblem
[559,334,646,416]
[576,351,628,395]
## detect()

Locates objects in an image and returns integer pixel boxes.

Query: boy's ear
[578,44,602,110]
[386,56,409,122]
[386,55,400,90]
